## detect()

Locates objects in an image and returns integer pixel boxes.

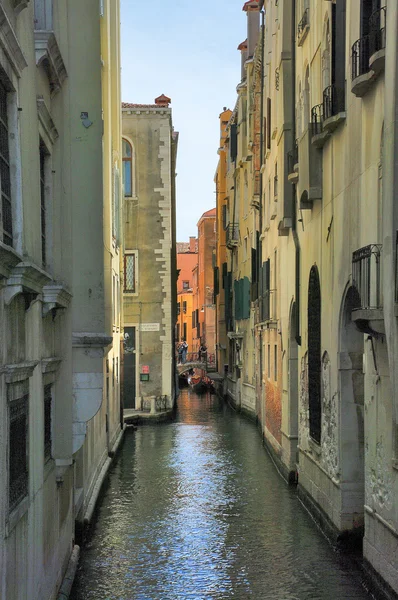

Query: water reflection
[71,390,372,600]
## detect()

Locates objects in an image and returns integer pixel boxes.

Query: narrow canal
[71,390,374,600]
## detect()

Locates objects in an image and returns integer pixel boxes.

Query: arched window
[122,138,133,197]
[322,19,331,92]
[308,265,321,443]
[304,66,310,130]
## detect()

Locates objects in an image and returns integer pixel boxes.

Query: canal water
[71,390,374,600]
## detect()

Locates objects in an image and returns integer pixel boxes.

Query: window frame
[8,382,29,514]
[123,251,138,294]
[122,137,135,198]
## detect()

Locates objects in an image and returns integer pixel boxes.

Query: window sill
[6,495,29,537]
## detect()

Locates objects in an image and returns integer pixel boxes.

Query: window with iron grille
[44,384,52,461]
[0,82,12,247]
[308,265,321,444]
[40,141,47,267]
[8,388,29,512]
[123,253,136,293]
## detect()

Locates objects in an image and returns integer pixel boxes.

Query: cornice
[42,283,71,316]
[72,332,113,348]
[4,261,52,305]
[0,241,23,281]
[0,5,27,77]
[35,31,67,94]
[41,357,62,374]
[37,96,58,144]
[1,360,38,383]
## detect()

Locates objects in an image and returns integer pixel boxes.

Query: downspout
[291,0,301,346]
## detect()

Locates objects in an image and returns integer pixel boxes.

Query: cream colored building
[0,1,123,598]
[122,96,178,414]
[220,0,397,595]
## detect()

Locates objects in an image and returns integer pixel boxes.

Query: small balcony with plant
[351,244,384,336]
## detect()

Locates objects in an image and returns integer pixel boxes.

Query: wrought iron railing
[297,8,309,38]
[155,395,168,411]
[287,139,299,174]
[369,6,386,57]
[352,244,383,309]
[226,223,239,247]
[9,395,29,512]
[311,104,324,137]
[323,84,345,121]
[275,67,280,91]
[351,36,370,81]
[178,352,216,366]
[274,175,278,198]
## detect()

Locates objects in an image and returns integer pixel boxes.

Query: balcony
[287,139,299,184]
[298,129,322,209]
[226,223,239,249]
[322,85,345,133]
[352,244,384,335]
[34,0,67,94]
[351,36,375,97]
[369,7,386,75]
[311,104,330,148]
[297,8,309,46]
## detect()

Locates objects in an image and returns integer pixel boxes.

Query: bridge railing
[177,352,216,369]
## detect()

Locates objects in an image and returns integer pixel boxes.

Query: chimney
[242,1,260,58]
[154,94,171,107]
[189,236,197,253]
[237,40,248,81]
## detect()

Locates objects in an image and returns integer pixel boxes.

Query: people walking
[181,340,188,364]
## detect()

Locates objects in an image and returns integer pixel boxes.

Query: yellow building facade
[218,0,397,595]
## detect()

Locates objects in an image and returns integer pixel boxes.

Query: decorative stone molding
[42,283,71,316]
[12,0,30,15]
[37,96,59,144]
[72,332,113,348]
[0,360,38,383]
[0,241,23,281]
[3,261,51,305]
[34,31,67,94]
[0,5,27,77]
[41,357,61,374]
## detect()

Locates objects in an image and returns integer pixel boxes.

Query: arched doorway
[308,266,321,444]
[339,286,365,531]
[289,302,299,467]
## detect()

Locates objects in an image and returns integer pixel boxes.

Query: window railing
[287,139,299,174]
[351,36,370,81]
[323,84,345,121]
[352,244,383,310]
[311,104,324,137]
[369,6,386,57]
[226,223,239,247]
[297,8,309,38]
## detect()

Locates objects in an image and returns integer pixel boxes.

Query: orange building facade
[176,238,198,355]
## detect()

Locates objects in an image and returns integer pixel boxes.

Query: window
[122,138,133,197]
[267,97,271,149]
[274,345,278,380]
[183,301,187,313]
[44,384,52,461]
[123,252,136,293]
[8,383,29,512]
[177,302,181,315]
[113,166,121,245]
[39,141,49,267]
[308,265,321,443]
[268,344,271,377]
[176,323,180,341]
[183,322,187,341]
[0,82,12,247]
[183,281,189,290]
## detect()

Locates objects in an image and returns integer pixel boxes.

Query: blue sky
[121,0,245,241]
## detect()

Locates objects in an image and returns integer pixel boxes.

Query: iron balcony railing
[352,36,370,81]
[287,139,299,174]
[369,6,386,57]
[297,8,309,38]
[226,223,239,247]
[323,84,345,121]
[352,244,383,310]
[311,104,324,137]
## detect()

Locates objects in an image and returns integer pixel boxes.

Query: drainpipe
[291,0,301,346]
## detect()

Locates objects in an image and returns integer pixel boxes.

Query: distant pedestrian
[178,343,183,364]
[199,343,207,363]
[181,340,188,364]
